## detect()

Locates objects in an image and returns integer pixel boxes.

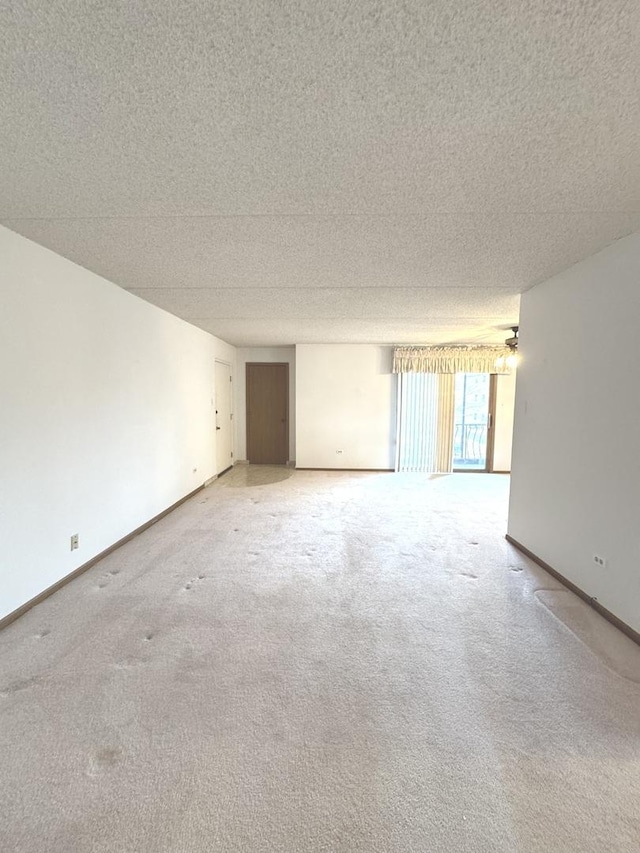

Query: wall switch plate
[70,534,79,551]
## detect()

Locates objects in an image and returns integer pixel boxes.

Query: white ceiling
[2,1,639,346]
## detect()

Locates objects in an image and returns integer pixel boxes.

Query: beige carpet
[1,469,639,852]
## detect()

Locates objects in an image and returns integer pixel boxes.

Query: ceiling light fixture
[495,326,519,370]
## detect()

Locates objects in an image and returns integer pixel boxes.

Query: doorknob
[216,427,221,430]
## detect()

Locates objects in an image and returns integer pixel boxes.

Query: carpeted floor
[1,469,639,852]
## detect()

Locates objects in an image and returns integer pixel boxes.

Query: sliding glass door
[453,373,495,471]
[395,371,508,474]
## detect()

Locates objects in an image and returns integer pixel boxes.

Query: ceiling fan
[504,326,519,350]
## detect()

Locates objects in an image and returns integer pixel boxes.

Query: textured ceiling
[2,1,639,345]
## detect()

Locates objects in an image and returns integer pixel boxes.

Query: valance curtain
[393,345,512,374]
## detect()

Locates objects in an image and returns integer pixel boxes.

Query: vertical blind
[396,372,456,473]
[436,373,455,473]
[396,373,439,472]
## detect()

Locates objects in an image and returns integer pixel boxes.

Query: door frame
[486,373,497,473]
[215,359,234,475]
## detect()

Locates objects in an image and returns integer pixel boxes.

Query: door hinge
[230,413,233,420]
[231,452,234,458]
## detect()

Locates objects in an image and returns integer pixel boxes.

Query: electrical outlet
[70,534,79,551]
[593,554,607,569]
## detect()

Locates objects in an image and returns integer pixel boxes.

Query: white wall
[493,372,516,472]
[508,232,640,633]
[213,338,237,369]
[296,345,396,469]
[0,226,234,621]
[234,347,296,462]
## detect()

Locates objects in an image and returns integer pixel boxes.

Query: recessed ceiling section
[125,287,520,322]
[126,287,520,344]
[4,213,639,293]
[190,319,516,349]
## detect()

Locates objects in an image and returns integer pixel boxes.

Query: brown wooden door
[246,363,289,464]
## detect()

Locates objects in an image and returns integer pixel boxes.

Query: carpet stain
[0,675,41,697]
[36,629,51,638]
[88,747,123,775]
[184,573,206,592]
[460,571,478,579]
